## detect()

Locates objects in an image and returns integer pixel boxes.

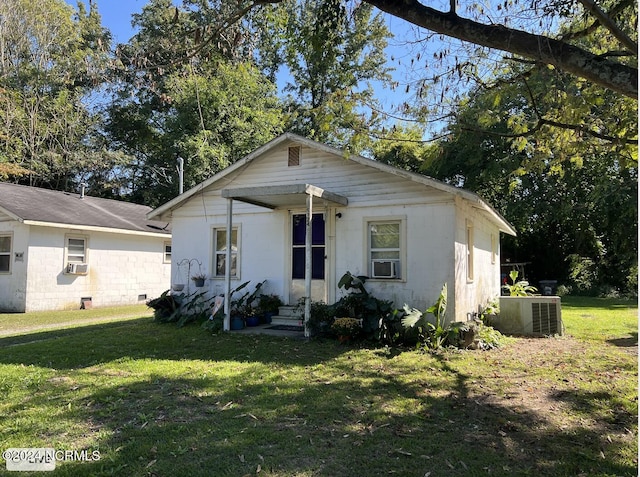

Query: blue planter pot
[230,316,245,330]
[245,315,260,327]
[261,312,275,324]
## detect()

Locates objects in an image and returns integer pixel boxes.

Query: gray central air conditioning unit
[371,260,398,278]
[494,296,563,336]
[67,263,89,275]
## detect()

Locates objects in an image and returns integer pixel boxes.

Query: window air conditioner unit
[67,263,89,275]
[495,296,563,336]
[371,260,398,279]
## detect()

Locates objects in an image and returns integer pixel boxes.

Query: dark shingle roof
[0,183,170,235]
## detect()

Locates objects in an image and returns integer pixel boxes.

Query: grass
[0,304,149,338]
[0,297,636,476]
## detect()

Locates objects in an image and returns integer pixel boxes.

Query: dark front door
[290,213,326,303]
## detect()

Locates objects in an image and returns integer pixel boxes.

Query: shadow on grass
[11,350,635,477]
[561,296,638,310]
[0,318,151,347]
[607,332,638,348]
[0,318,346,369]
[425,352,637,477]
[0,320,636,476]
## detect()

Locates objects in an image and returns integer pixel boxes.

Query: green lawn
[0,304,149,338]
[0,297,636,476]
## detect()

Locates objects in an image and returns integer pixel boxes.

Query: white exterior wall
[166,140,507,319]
[453,198,502,322]
[0,223,171,312]
[170,210,289,301]
[0,219,30,312]
[332,202,456,312]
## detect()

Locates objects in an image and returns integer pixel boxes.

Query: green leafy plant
[502,270,538,296]
[202,313,224,333]
[177,290,214,327]
[201,281,263,331]
[475,322,507,350]
[146,290,180,323]
[257,293,283,315]
[334,271,393,338]
[479,297,500,326]
[301,300,336,337]
[229,280,265,317]
[401,283,449,349]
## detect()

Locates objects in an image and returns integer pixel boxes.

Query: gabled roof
[149,133,516,236]
[0,182,171,236]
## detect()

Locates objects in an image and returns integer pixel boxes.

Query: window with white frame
[164,242,172,263]
[66,235,87,264]
[466,221,474,281]
[0,233,12,273]
[368,220,402,279]
[213,227,239,277]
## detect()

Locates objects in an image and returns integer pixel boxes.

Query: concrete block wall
[24,225,170,312]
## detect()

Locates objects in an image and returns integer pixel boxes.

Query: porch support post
[224,197,233,331]
[304,193,312,338]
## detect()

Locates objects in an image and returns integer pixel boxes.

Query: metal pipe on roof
[177,157,184,195]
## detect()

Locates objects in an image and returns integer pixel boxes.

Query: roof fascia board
[148,134,295,219]
[0,205,23,221]
[148,132,515,235]
[22,220,171,238]
[324,142,516,235]
[469,203,517,236]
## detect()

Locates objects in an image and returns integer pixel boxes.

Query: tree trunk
[364,0,637,99]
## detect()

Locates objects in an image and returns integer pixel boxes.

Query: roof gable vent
[288,146,300,166]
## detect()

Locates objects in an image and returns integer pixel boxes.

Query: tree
[371,124,434,172]
[269,0,392,147]
[426,62,637,294]
[234,1,638,97]
[364,0,637,99]
[105,0,285,206]
[0,0,112,190]
[239,0,637,148]
[164,61,284,191]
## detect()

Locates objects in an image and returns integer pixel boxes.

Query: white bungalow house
[0,183,172,312]
[148,133,516,335]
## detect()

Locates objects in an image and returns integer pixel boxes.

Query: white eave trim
[147,132,516,236]
[0,205,23,222]
[22,220,171,238]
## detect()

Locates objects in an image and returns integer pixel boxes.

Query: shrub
[502,271,538,296]
[307,301,336,337]
[257,293,283,315]
[401,283,449,349]
[334,272,393,339]
[397,284,505,351]
[146,290,180,323]
[331,317,362,340]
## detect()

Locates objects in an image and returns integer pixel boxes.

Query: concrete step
[276,305,300,317]
[270,306,303,326]
[270,316,304,327]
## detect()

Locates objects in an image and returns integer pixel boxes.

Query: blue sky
[65,0,437,131]
[67,0,143,43]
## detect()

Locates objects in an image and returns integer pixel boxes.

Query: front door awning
[220,183,347,337]
[221,183,348,209]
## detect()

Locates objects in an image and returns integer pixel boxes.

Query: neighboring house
[0,183,172,312]
[148,133,516,333]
